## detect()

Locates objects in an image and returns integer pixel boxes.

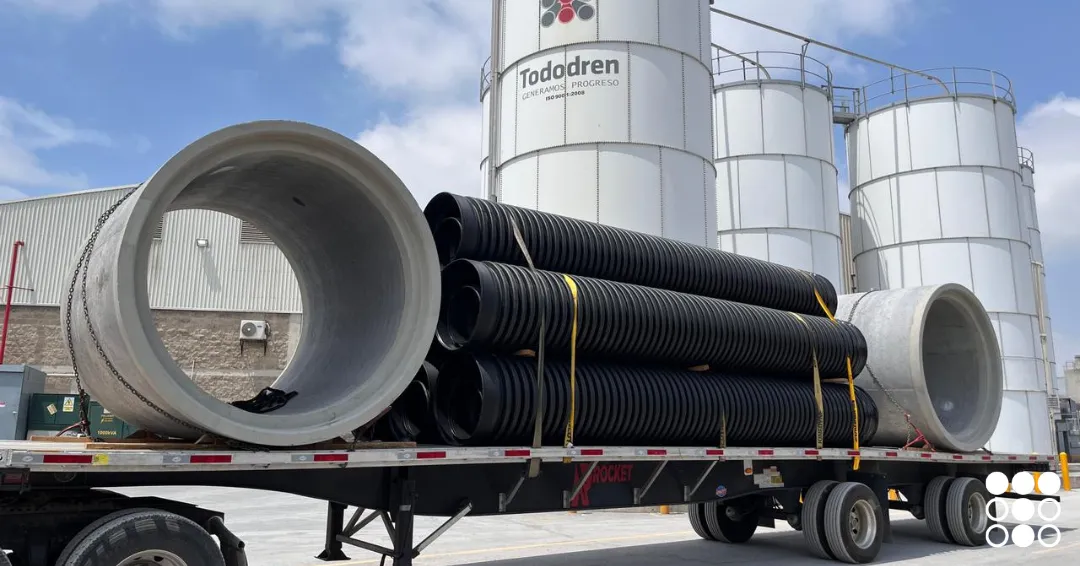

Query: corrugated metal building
[1,186,300,312]
[1,187,301,399]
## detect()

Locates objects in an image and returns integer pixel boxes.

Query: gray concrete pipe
[836,284,1003,453]
[63,121,441,446]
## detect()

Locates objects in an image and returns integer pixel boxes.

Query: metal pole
[709,7,951,94]
[485,0,504,201]
[0,241,25,364]
[1032,260,1059,455]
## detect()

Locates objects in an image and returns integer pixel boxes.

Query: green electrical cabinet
[24,394,135,440]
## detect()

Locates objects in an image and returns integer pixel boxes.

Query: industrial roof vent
[152,219,163,240]
[239,220,273,244]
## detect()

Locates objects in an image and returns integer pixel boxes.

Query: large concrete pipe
[63,121,441,446]
[836,284,1003,453]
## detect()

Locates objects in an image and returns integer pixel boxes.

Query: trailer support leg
[391,480,417,566]
[848,470,893,544]
[315,501,350,561]
[329,478,472,566]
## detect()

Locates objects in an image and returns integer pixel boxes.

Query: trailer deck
[0,438,1060,566]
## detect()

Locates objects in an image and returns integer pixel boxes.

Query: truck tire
[945,477,991,546]
[55,508,147,566]
[823,482,884,564]
[56,509,224,566]
[688,503,716,541]
[801,480,838,560]
[703,500,758,544]
[923,476,955,544]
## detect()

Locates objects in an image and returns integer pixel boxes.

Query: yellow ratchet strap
[562,274,580,450]
[847,355,861,470]
[805,273,860,468]
[790,312,825,450]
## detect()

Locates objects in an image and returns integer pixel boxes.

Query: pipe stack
[374,193,878,448]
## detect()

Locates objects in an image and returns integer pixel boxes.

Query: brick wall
[1,305,300,402]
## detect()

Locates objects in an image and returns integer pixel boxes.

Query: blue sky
[1,0,1079,374]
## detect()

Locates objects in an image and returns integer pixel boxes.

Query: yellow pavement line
[309,529,696,565]
[1028,542,1080,553]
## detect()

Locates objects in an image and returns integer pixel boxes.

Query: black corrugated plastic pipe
[438,260,867,381]
[373,362,439,443]
[432,353,878,447]
[424,192,838,316]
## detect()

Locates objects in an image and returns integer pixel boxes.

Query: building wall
[1066,357,1080,403]
[1,305,301,401]
[1,188,301,312]
[1,188,306,407]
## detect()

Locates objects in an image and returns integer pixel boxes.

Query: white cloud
[7,0,917,205]
[7,0,114,18]
[0,186,28,202]
[356,104,484,210]
[0,97,112,197]
[337,1,490,98]
[1016,94,1080,256]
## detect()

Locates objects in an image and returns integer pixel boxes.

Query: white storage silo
[1019,148,1060,398]
[480,0,717,247]
[847,68,1053,454]
[713,51,843,291]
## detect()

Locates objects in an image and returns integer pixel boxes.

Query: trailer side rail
[0,442,1057,473]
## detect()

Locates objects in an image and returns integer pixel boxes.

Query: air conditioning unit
[239,320,269,341]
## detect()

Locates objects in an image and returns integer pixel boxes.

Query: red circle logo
[540,0,595,27]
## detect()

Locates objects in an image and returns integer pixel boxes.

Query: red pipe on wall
[0,240,26,364]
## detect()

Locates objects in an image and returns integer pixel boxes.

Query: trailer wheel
[945,477,991,546]
[54,508,147,566]
[823,482,884,564]
[688,503,717,541]
[57,509,224,566]
[801,480,838,560]
[923,476,955,544]
[703,500,759,544]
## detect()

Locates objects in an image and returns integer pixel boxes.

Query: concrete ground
[114,486,1080,565]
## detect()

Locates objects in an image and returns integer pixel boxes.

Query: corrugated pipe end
[838,284,1003,453]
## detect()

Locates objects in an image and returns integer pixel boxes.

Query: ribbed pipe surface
[373,362,439,443]
[425,192,838,315]
[433,353,878,447]
[438,260,867,380]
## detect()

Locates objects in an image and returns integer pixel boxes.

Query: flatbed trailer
[0,440,1059,566]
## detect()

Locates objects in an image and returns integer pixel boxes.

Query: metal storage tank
[480,0,717,247]
[713,50,843,290]
[847,68,1054,454]
[1019,147,1061,399]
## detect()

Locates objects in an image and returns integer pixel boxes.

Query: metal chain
[64,188,267,451]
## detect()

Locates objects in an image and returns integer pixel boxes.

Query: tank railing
[832,86,862,117]
[712,44,771,80]
[712,49,833,96]
[479,57,493,101]
[1019,146,1036,171]
[849,67,1014,116]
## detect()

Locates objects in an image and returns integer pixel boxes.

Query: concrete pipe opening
[63,121,441,446]
[836,284,1002,453]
